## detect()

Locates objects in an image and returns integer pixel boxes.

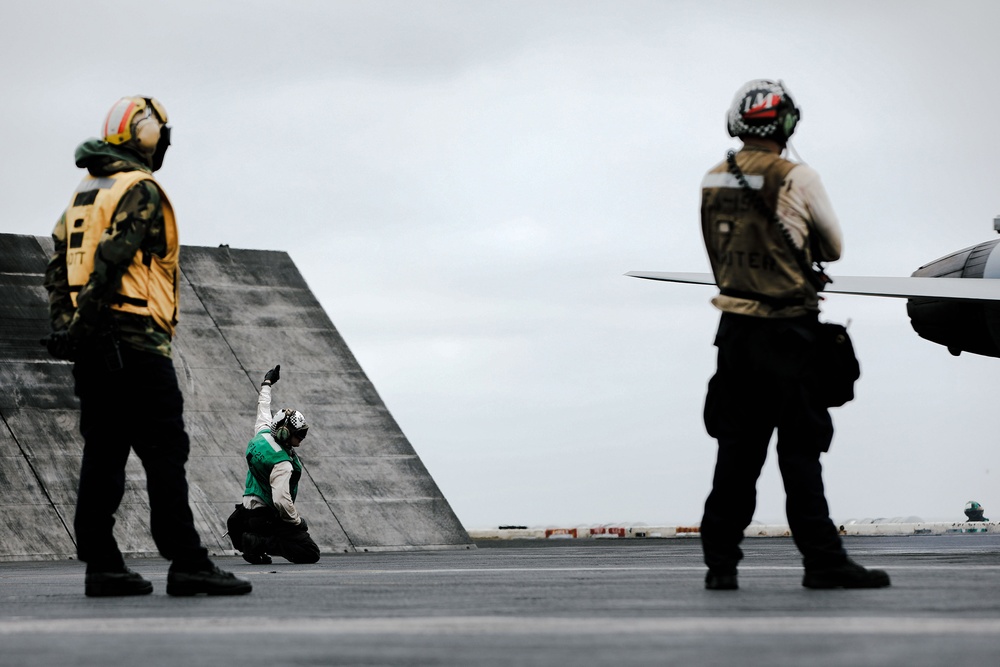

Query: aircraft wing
[625,271,717,287]
[625,271,1000,302]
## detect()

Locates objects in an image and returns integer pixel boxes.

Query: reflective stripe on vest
[64,171,180,336]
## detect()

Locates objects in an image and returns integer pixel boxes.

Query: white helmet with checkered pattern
[726,79,800,142]
[271,408,309,445]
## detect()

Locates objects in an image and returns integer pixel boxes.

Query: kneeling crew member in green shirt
[228,365,321,564]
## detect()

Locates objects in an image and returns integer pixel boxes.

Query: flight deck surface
[1,535,998,666]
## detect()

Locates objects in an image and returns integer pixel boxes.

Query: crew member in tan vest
[42,96,251,597]
[699,80,890,591]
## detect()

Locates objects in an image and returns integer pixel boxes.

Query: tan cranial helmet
[102,96,171,170]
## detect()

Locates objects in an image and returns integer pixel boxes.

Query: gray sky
[4,0,1000,529]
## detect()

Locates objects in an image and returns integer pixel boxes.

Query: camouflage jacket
[43,140,173,357]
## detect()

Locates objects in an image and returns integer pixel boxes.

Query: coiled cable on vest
[725,150,831,291]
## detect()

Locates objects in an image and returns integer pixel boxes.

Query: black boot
[166,564,252,596]
[240,532,272,565]
[85,567,153,597]
[802,558,891,589]
[705,570,739,590]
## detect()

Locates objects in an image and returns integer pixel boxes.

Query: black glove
[262,364,280,386]
[294,517,308,532]
[40,330,78,361]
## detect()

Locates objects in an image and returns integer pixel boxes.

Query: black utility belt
[112,295,148,308]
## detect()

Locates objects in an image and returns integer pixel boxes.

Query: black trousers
[700,312,847,574]
[72,343,210,572]
[227,504,320,564]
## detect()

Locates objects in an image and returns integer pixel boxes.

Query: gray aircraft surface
[628,219,1000,358]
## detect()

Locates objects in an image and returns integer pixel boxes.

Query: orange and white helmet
[103,96,168,145]
[102,96,172,170]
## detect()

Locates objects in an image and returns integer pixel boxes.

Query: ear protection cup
[779,106,800,139]
[271,408,309,445]
[274,409,293,443]
[134,115,161,154]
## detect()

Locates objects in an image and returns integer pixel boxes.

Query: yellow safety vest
[64,170,180,337]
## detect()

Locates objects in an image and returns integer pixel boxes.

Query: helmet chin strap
[150,125,170,172]
[785,138,805,164]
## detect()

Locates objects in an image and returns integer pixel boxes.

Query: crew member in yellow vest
[42,96,252,598]
[699,80,890,591]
